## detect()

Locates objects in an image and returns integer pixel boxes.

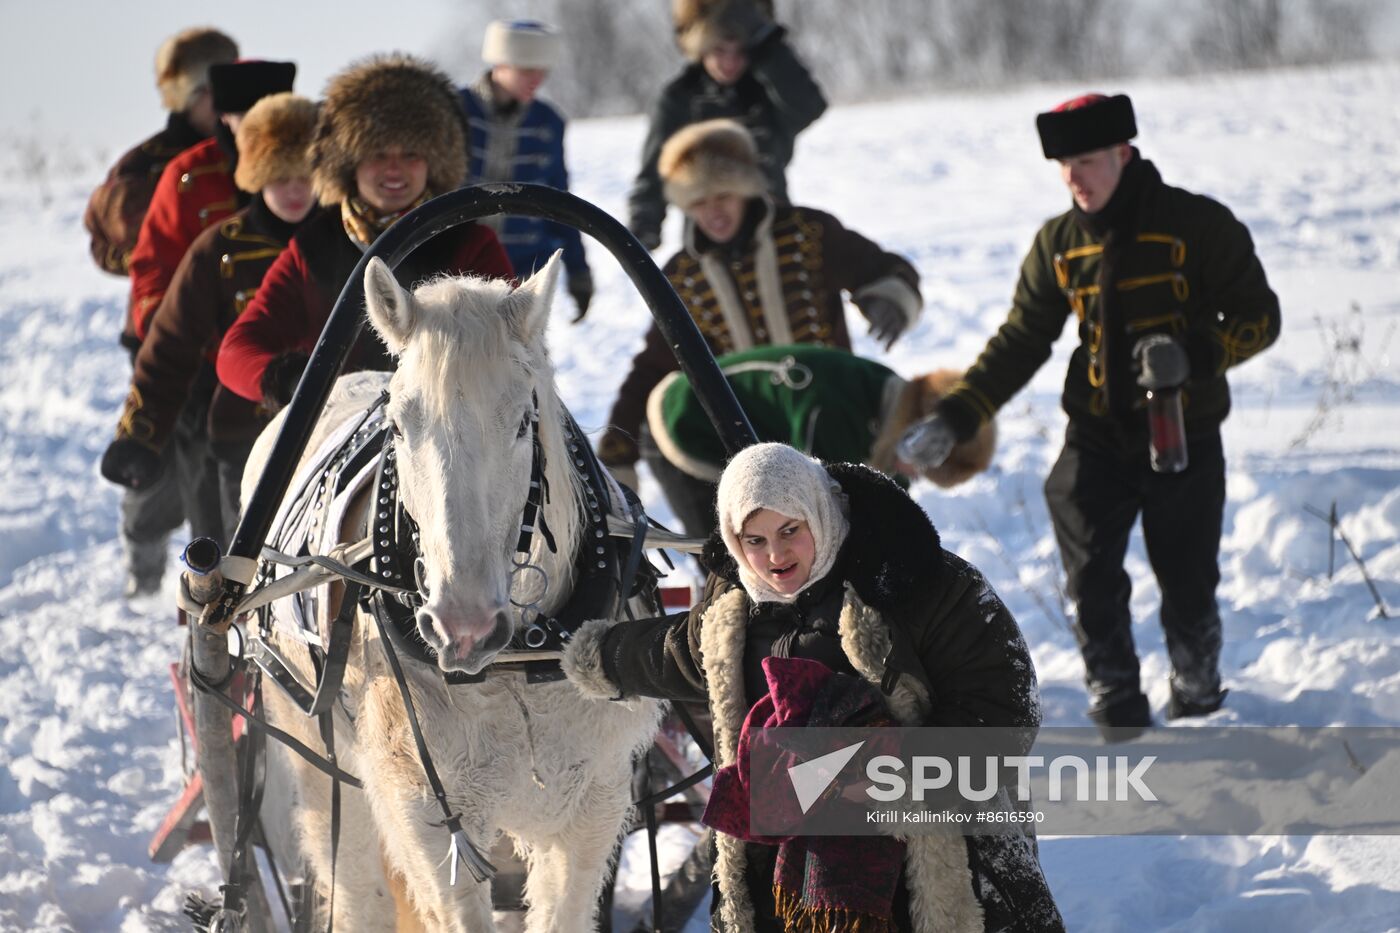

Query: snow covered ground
[2,61,1399,931]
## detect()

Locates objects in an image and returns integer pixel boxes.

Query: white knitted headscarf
[716,443,850,604]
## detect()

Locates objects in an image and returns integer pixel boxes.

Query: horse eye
[389,421,403,439]
[516,413,531,439]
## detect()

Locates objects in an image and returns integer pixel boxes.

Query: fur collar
[697,463,981,932]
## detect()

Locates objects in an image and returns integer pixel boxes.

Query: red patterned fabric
[702,656,905,930]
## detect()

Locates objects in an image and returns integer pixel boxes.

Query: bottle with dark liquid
[1146,387,1188,473]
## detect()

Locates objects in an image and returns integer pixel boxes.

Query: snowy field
[2,61,1399,931]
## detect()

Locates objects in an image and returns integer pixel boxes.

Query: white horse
[243,254,661,931]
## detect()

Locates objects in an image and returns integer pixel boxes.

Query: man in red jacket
[218,54,513,410]
[84,28,238,278]
[125,58,296,351]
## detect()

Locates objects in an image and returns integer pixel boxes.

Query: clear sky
[0,0,469,155]
[5,0,1399,159]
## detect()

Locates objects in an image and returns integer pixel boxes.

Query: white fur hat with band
[482,20,561,70]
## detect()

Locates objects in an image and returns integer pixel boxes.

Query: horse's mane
[399,273,584,608]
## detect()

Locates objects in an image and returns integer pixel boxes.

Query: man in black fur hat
[900,93,1281,738]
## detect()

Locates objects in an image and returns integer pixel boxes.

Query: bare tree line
[433,0,1381,119]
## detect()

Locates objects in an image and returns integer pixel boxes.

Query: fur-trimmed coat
[565,464,1064,931]
[601,200,920,466]
[84,112,207,280]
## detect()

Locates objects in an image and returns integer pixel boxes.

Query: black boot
[1088,691,1153,743]
[1167,686,1228,720]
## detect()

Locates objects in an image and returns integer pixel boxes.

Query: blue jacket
[460,82,589,281]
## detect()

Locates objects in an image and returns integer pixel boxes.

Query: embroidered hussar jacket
[126,136,245,348]
[84,112,207,279]
[941,156,1279,442]
[564,464,1064,931]
[603,201,920,465]
[119,198,301,453]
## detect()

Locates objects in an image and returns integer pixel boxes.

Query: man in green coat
[900,93,1280,738]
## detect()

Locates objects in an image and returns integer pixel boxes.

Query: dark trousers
[1044,424,1226,706]
[212,440,257,545]
[120,395,224,583]
[641,426,718,539]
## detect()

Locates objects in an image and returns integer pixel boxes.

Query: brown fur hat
[311,53,468,207]
[673,0,774,61]
[155,27,239,112]
[869,369,997,488]
[659,118,768,208]
[234,93,318,193]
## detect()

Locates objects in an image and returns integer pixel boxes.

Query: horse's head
[364,252,564,674]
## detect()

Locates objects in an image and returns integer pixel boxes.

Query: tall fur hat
[673,0,774,61]
[234,93,318,193]
[482,19,561,69]
[311,53,468,207]
[154,27,239,112]
[659,118,768,208]
[869,369,997,488]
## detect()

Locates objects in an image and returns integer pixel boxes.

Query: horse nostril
[416,609,445,646]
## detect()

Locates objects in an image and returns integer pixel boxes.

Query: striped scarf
[340,193,429,249]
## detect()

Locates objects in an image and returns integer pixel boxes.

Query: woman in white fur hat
[564,442,1063,931]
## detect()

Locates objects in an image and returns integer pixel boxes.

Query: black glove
[1133,335,1189,390]
[598,426,639,468]
[858,295,908,350]
[630,223,661,252]
[568,270,594,324]
[896,414,956,471]
[718,0,778,49]
[101,436,165,490]
[260,351,310,414]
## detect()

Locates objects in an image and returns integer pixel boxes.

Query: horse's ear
[505,250,563,345]
[364,256,415,354]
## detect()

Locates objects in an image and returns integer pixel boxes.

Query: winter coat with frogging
[565,464,1064,931]
[938,154,1279,445]
[84,113,208,281]
[118,198,299,456]
[125,135,244,348]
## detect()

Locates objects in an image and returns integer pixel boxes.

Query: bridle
[365,391,642,686]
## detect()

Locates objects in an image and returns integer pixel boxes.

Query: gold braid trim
[116,388,159,446]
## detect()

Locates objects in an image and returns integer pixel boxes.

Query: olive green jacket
[941,156,1279,440]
